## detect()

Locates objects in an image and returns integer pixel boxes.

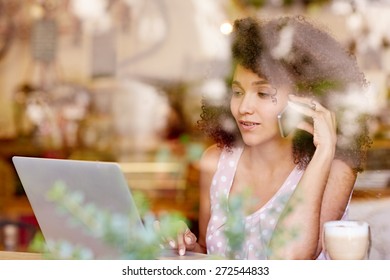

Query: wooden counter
[352,187,390,200]
[0,251,42,260]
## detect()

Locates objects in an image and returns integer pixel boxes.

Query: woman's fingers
[185,230,197,246]
[288,94,325,113]
[287,100,315,118]
[155,219,197,255]
[286,100,315,135]
[288,95,337,149]
[176,222,197,256]
[177,231,186,256]
[154,220,178,249]
[154,220,168,249]
[296,120,314,135]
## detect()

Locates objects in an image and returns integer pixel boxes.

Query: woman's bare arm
[175,144,220,255]
[267,146,334,259]
[267,95,356,259]
[316,159,357,256]
[196,145,221,253]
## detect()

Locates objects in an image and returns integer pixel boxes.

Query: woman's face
[230,64,289,146]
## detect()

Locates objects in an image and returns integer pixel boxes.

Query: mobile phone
[277,104,303,138]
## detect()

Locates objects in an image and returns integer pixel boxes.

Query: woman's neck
[242,138,295,172]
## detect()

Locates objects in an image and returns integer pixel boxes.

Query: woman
[169,16,371,259]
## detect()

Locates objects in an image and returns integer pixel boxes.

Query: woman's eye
[257,87,276,99]
[257,92,271,98]
[231,88,243,96]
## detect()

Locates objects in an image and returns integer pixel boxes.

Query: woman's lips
[239,120,260,130]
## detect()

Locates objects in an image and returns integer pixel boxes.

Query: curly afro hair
[198,16,372,173]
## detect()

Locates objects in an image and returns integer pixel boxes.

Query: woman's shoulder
[199,144,223,173]
[199,144,243,173]
[199,144,232,174]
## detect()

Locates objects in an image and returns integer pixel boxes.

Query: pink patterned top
[206,146,304,259]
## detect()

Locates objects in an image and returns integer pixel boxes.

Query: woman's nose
[238,94,255,115]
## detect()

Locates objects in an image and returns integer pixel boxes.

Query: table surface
[0,250,209,260]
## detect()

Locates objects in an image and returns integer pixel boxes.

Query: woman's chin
[241,133,282,147]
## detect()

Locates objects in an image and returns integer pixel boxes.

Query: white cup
[322,220,371,260]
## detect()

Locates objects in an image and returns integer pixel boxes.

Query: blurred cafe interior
[0,0,390,259]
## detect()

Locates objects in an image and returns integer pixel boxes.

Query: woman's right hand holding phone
[287,94,337,152]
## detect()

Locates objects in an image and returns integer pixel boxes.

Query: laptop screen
[12,156,144,259]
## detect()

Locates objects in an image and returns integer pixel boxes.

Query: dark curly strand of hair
[198,16,372,172]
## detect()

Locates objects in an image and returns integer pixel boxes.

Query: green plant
[220,189,301,259]
[220,189,260,259]
[29,181,188,260]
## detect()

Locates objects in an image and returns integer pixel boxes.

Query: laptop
[12,156,207,260]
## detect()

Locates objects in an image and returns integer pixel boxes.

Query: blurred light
[271,25,294,59]
[331,1,353,15]
[220,22,233,35]
[137,6,167,44]
[346,13,363,33]
[70,0,111,32]
[30,4,44,19]
[201,78,227,106]
[70,0,106,21]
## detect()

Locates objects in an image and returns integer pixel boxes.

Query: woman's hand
[172,221,197,256]
[154,220,197,256]
[288,94,337,151]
